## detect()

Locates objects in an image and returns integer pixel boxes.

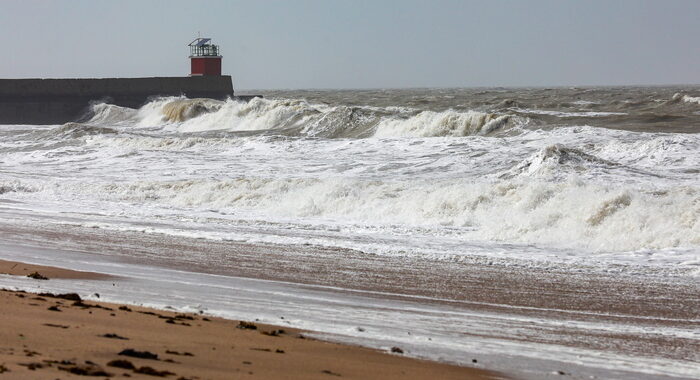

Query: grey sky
[1,0,698,89]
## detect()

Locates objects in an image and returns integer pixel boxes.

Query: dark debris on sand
[44,359,76,366]
[23,349,40,357]
[27,272,48,280]
[58,363,112,377]
[72,300,113,311]
[134,366,175,377]
[43,323,69,329]
[18,362,44,370]
[237,321,257,330]
[118,349,159,360]
[164,318,191,326]
[38,292,81,301]
[261,329,285,337]
[165,350,194,357]
[107,359,135,370]
[101,333,129,340]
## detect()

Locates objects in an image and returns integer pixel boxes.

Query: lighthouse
[188,38,222,76]
[0,37,262,124]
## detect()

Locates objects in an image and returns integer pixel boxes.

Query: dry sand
[0,262,499,380]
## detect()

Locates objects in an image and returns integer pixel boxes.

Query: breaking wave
[31,122,118,141]
[373,110,511,137]
[161,98,225,122]
[87,103,138,124]
[69,176,700,252]
[85,97,522,138]
[55,122,118,137]
[671,93,700,105]
[504,145,621,179]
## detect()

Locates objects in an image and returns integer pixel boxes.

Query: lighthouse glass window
[191,44,219,57]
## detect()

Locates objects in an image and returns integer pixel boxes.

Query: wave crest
[505,144,619,178]
[88,103,138,124]
[90,177,700,252]
[374,110,513,137]
[43,122,118,140]
[161,99,224,122]
[84,97,521,138]
[671,93,700,105]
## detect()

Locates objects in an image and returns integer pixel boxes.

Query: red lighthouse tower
[188,38,222,76]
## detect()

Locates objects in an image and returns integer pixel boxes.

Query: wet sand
[0,259,113,280]
[0,269,497,379]
[0,221,698,379]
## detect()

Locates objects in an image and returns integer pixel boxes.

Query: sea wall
[0,76,239,124]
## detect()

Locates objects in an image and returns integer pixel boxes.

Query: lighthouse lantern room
[188,38,222,76]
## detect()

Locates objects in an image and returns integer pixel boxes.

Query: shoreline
[0,223,698,380]
[0,259,498,379]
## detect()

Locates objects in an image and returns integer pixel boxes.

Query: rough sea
[2,87,700,274]
[1,87,700,379]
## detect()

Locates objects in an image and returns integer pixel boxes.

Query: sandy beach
[0,221,698,380]
[0,260,497,380]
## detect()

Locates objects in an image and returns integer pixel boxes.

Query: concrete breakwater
[0,76,257,124]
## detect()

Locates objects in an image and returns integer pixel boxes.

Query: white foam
[672,92,700,105]
[9,171,699,258]
[179,97,315,133]
[87,97,519,138]
[88,103,138,125]
[571,100,600,105]
[373,110,513,137]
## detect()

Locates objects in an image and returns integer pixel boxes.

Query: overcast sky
[1,0,698,89]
